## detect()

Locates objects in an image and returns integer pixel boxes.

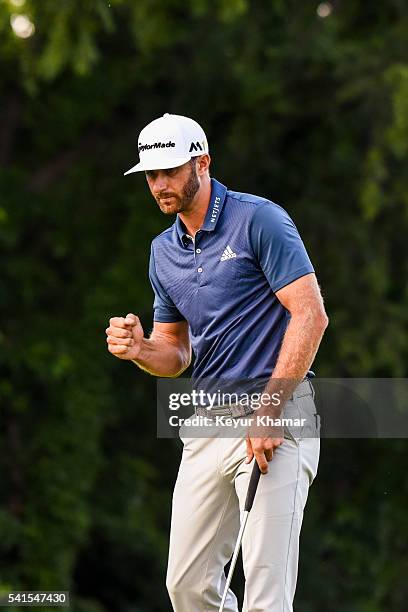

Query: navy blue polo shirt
[149,178,314,381]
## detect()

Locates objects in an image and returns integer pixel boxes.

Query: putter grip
[244,462,261,512]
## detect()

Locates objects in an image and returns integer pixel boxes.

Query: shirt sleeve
[149,244,186,322]
[249,202,315,293]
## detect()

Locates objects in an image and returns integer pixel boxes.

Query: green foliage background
[0,1,407,610]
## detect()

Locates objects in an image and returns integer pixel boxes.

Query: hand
[245,436,284,474]
[106,313,144,361]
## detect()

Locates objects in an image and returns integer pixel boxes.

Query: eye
[145,170,156,179]
[165,167,178,176]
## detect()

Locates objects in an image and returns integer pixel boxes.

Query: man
[106,113,328,611]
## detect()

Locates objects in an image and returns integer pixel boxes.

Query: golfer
[106,113,328,611]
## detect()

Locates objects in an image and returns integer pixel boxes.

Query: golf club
[219,461,262,612]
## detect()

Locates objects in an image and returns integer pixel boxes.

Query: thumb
[245,437,254,464]
[124,313,138,326]
[128,314,144,342]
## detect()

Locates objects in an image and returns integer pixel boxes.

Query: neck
[178,176,212,237]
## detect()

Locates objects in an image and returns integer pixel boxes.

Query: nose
[153,173,168,194]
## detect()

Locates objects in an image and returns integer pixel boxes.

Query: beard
[155,163,200,215]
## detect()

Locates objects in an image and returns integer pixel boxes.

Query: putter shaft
[218,462,261,612]
[218,512,249,612]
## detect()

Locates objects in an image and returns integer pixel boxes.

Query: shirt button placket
[194,236,204,284]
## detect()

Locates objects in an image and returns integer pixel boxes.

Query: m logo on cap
[189,141,205,153]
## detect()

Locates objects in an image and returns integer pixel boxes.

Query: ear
[197,154,211,175]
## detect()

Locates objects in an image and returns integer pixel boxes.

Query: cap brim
[123,155,192,175]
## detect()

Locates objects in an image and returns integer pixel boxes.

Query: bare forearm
[132,336,191,377]
[263,310,328,412]
[273,310,328,380]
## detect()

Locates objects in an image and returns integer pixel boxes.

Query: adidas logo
[220,245,237,261]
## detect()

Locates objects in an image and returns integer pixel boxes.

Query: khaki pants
[166,390,320,612]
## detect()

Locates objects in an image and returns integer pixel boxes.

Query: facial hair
[156,164,200,215]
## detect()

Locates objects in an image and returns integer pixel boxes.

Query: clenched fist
[106,313,144,361]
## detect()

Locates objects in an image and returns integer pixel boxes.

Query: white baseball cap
[124,113,209,175]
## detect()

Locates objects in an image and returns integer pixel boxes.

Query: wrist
[131,337,149,365]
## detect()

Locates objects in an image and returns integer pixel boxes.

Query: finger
[254,451,268,474]
[106,326,132,338]
[245,438,254,464]
[264,448,273,462]
[263,437,274,450]
[108,344,128,355]
[106,336,133,346]
[109,317,128,328]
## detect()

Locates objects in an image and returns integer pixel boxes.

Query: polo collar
[175,178,227,245]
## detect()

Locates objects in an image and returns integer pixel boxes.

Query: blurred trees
[0,1,407,610]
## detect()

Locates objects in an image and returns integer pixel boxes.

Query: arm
[247,273,328,472]
[133,318,191,377]
[106,314,191,377]
[248,201,329,406]
[269,272,328,381]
